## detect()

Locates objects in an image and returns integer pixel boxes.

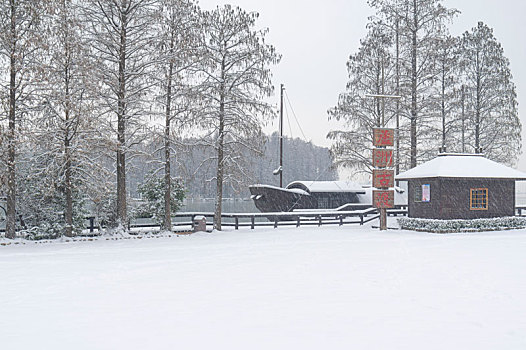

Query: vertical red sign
[373,190,395,209]
[373,169,395,189]
[373,149,393,168]
[373,128,395,147]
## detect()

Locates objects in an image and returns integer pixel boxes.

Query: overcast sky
[199,0,526,171]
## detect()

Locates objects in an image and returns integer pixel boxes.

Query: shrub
[134,172,186,226]
[398,217,526,233]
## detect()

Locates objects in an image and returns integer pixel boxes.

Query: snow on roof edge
[395,154,526,180]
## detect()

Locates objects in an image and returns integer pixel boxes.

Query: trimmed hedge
[397,217,526,233]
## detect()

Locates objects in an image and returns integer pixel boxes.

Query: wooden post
[380,209,387,230]
[235,217,239,230]
[251,216,255,229]
[279,84,284,188]
[296,216,300,227]
[89,217,95,233]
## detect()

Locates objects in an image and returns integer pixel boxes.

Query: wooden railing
[516,205,526,216]
[78,207,408,233]
[169,207,408,230]
[7,205,526,235]
[77,205,526,232]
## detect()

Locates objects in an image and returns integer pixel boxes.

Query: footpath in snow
[1,219,526,350]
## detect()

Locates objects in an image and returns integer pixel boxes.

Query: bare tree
[328,25,396,175]
[28,0,103,237]
[459,22,521,165]
[153,0,201,231]
[369,0,458,168]
[83,0,158,231]
[196,5,280,230]
[429,35,460,153]
[0,0,43,238]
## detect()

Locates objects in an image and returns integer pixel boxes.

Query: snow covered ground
[1,219,526,350]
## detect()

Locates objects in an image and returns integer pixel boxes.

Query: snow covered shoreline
[1,221,526,349]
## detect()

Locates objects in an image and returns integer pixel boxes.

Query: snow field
[1,220,526,349]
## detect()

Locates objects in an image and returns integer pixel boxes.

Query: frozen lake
[181,198,258,213]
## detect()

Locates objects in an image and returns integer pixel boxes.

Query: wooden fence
[143,207,407,231]
[76,205,526,232]
[7,205,526,235]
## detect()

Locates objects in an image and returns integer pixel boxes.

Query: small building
[395,154,526,220]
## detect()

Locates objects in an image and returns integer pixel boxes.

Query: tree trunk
[395,17,400,175]
[65,136,73,237]
[163,59,174,232]
[6,0,17,239]
[63,0,73,237]
[475,52,481,152]
[64,82,73,237]
[441,59,446,150]
[410,0,418,168]
[214,99,225,231]
[116,14,127,229]
[461,85,465,153]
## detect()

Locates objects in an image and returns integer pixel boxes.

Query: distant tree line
[329,0,521,176]
[0,0,281,237]
[127,132,337,200]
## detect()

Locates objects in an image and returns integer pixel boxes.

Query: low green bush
[398,217,526,233]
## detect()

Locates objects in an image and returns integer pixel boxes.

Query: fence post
[296,216,300,228]
[339,215,343,226]
[274,216,278,228]
[251,216,255,229]
[89,217,95,233]
[235,217,239,230]
[318,215,322,227]
[360,213,364,225]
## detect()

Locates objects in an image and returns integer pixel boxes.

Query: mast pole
[280,84,284,188]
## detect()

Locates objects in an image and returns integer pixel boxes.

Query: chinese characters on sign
[373,149,393,168]
[372,128,395,212]
[373,190,395,209]
[373,169,395,189]
[373,128,395,147]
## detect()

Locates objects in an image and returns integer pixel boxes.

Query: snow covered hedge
[397,217,526,233]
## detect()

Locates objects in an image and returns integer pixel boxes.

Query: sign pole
[372,129,395,231]
[380,208,387,230]
[368,93,401,231]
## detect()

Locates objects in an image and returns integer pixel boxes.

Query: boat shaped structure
[249,180,406,213]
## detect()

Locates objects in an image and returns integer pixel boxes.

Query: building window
[317,197,329,209]
[414,184,430,202]
[470,188,488,210]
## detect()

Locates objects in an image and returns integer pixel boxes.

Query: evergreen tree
[135,172,185,228]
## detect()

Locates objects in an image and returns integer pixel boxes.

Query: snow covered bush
[133,172,185,226]
[398,217,526,233]
[16,153,88,239]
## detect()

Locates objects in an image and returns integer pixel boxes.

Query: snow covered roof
[286,181,366,194]
[396,153,526,180]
